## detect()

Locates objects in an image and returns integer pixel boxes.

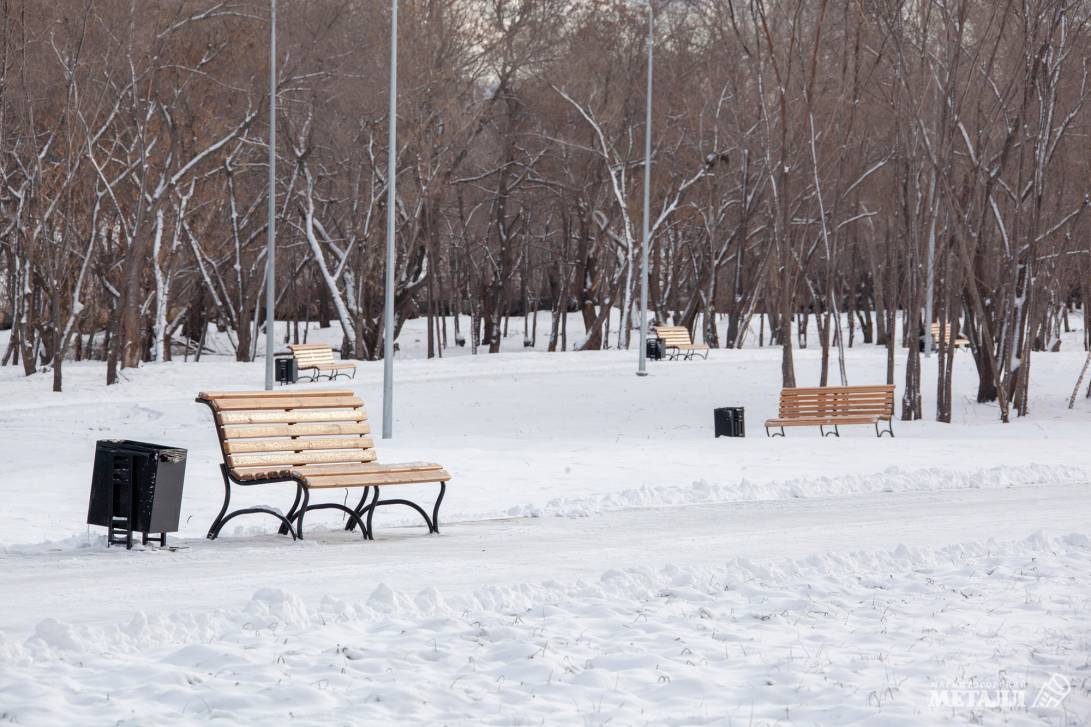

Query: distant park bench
[196,390,451,541]
[930,323,970,349]
[288,343,357,381]
[764,385,895,438]
[653,325,710,360]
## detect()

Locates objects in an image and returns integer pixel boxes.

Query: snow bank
[1,532,1087,725]
[498,463,1090,519]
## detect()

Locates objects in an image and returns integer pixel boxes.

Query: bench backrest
[288,343,337,367]
[778,385,894,420]
[930,323,964,341]
[653,325,696,347]
[196,390,375,480]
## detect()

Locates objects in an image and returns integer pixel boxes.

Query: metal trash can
[714,407,745,438]
[87,440,187,549]
[646,336,664,361]
[275,355,297,385]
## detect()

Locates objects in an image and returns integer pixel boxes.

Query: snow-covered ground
[1,316,1089,724]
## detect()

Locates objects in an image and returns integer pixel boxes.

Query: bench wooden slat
[232,461,443,478]
[779,408,892,413]
[221,422,371,439]
[227,448,378,469]
[224,437,375,454]
[218,408,367,425]
[306,362,357,370]
[779,400,893,407]
[766,416,879,426]
[200,389,348,400]
[304,469,452,488]
[781,396,892,402]
[782,385,894,394]
[211,395,363,411]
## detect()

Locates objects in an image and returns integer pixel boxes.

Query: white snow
[0,315,1089,724]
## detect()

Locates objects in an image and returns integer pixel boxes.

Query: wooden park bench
[652,325,710,360]
[288,343,357,381]
[930,323,970,349]
[196,390,451,541]
[764,384,895,438]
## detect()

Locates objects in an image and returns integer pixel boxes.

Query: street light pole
[382,0,398,438]
[637,2,654,377]
[263,0,277,390]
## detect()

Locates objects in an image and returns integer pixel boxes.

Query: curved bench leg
[431,483,446,534]
[299,502,368,539]
[280,482,305,535]
[207,464,233,539]
[358,483,445,538]
[209,466,300,540]
[345,486,372,532]
[294,487,311,539]
[213,508,298,540]
[365,486,379,540]
[876,419,895,438]
[371,499,435,532]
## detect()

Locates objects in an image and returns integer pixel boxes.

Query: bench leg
[820,424,840,437]
[432,482,447,534]
[294,487,310,539]
[207,465,232,539]
[345,486,373,533]
[280,483,305,536]
[875,419,895,438]
[208,466,299,541]
[358,483,446,537]
[297,501,368,539]
[765,426,785,438]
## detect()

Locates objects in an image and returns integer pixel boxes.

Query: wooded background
[1,0,1089,421]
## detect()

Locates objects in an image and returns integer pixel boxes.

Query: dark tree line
[1,0,1089,421]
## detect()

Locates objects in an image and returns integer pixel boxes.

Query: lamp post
[263,0,277,390]
[382,0,398,438]
[637,1,654,377]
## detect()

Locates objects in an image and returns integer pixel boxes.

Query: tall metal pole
[263,0,277,390]
[382,0,398,438]
[637,3,653,377]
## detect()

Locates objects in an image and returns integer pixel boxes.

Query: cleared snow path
[3,482,1087,638]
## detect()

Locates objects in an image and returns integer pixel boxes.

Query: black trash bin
[646,336,664,361]
[87,440,187,549]
[714,407,746,438]
[275,356,298,385]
